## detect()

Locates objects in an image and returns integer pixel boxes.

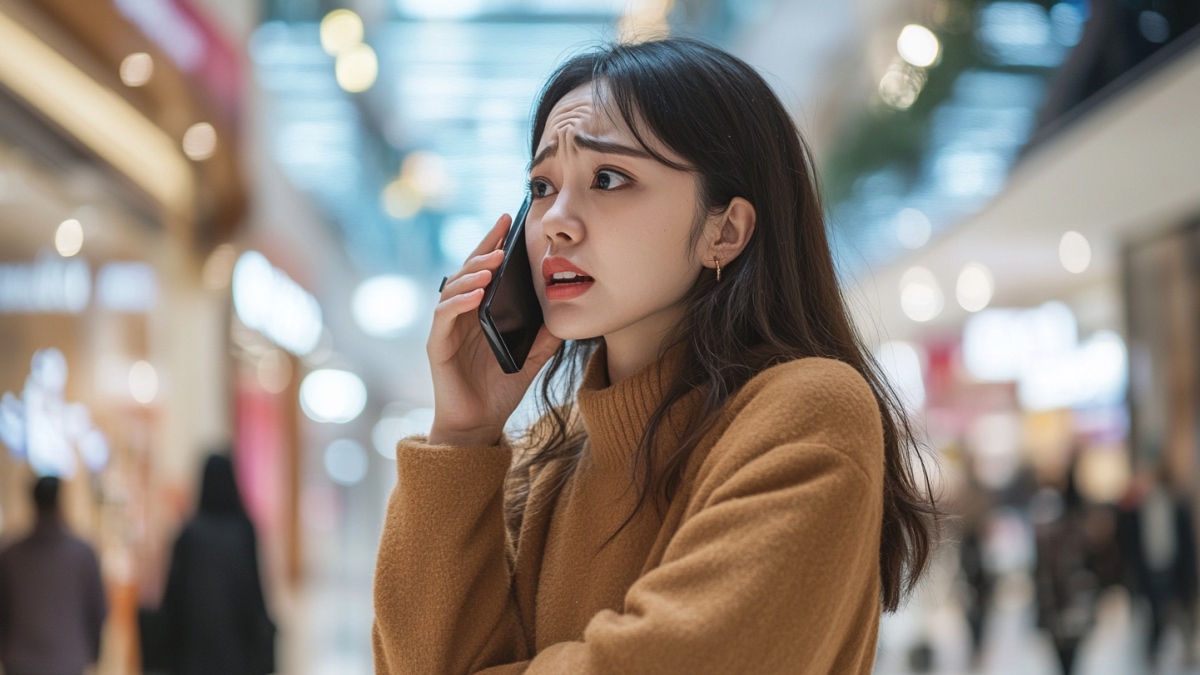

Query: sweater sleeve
[373,435,529,674]
[475,359,886,674]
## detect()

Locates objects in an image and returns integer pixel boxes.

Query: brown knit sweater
[373,344,885,674]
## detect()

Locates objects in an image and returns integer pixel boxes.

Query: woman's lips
[544,279,594,301]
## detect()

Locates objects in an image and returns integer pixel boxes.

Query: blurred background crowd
[0,0,1197,673]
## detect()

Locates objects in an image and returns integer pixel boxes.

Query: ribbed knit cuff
[393,435,513,504]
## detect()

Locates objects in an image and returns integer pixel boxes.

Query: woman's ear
[703,197,756,269]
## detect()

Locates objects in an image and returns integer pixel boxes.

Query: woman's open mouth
[542,258,595,301]
[546,272,595,300]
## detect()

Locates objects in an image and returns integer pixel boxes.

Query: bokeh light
[54,218,83,257]
[956,263,995,312]
[900,266,944,322]
[1059,230,1091,273]
[897,24,940,68]
[324,438,368,486]
[352,275,421,338]
[335,43,378,94]
[874,340,926,412]
[320,9,364,56]
[129,360,158,404]
[119,52,153,87]
[896,208,932,249]
[300,369,366,424]
[182,122,217,161]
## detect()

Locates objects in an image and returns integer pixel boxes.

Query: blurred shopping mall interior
[0,0,1198,672]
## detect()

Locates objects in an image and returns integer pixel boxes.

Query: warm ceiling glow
[119,52,153,87]
[336,43,378,93]
[55,219,83,257]
[182,122,217,161]
[320,9,364,56]
[0,12,193,217]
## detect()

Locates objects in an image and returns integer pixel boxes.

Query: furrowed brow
[528,142,557,172]
[572,135,654,160]
[527,135,653,172]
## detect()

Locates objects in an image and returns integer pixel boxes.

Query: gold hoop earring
[713,257,721,282]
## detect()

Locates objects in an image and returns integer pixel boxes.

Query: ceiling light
[55,219,83,257]
[129,360,158,404]
[956,263,994,312]
[300,369,366,424]
[352,275,421,338]
[900,266,944,322]
[320,9,364,56]
[182,122,216,160]
[897,24,940,68]
[119,52,153,87]
[1059,231,1091,274]
[335,43,377,94]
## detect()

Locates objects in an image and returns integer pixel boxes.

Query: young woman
[374,37,938,674]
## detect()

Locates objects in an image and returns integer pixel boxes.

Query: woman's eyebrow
[528,134,653,172]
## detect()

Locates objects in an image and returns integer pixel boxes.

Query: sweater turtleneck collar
[575,341,703,470]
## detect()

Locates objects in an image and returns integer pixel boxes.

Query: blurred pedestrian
[1032,464,1099,675]
[0,475,107,675]
[954,451,996,668]
[154,453,276,675]
[1117,465,1199,669]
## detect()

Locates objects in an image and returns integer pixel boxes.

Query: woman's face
[526,82,707,344]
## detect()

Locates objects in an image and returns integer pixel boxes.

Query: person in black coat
[158,453,276,675]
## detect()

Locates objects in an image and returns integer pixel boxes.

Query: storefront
[0,1,246,672]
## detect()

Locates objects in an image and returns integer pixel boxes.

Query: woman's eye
[529,179,557,198]
[594,169,630,191]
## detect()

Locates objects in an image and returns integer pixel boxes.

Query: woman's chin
[543,317,602,342]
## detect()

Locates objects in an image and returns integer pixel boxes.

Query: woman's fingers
[439,250,503,301]
[428,287,486,357]
[465,213,512,262]
[441,268,492,299]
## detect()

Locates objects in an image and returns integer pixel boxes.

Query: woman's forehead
[536,81,679,164]
[540,83,627,145]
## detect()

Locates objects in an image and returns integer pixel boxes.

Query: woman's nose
[541,189,584,244]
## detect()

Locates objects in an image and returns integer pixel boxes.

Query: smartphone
[478,195,543,374]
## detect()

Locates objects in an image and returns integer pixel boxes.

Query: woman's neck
[602,305,685,384]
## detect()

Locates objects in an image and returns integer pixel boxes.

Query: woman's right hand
[425,213,563,447]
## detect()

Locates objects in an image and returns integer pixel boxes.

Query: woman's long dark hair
[505,37,938,612]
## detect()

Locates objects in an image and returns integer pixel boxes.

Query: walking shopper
[156,453,276,675]
[374,37,939,674]
[0,476,107,675]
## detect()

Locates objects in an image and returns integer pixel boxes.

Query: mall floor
[277,549,1200,675]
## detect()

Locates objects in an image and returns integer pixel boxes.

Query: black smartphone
[478,195,543,374]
